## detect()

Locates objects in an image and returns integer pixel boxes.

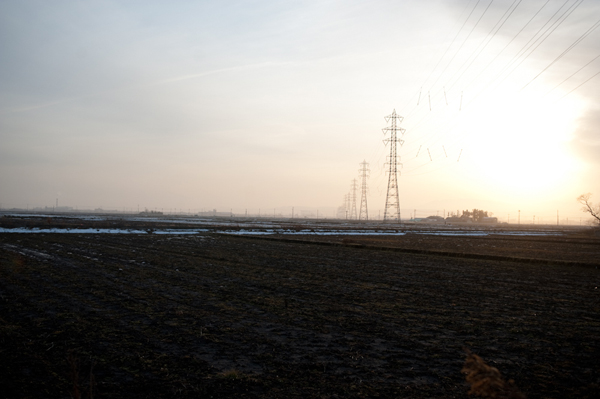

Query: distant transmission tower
[350,179,358,220]
[382,109,405,222]
[344,194,350,219]
[358,160,370,220]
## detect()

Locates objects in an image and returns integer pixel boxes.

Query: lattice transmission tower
[358,160,370,220]
[382,109,405,222]
[343,194,349,219]
[350,179,358,220]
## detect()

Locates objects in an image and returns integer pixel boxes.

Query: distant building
[139,210,163,216]
[481,217,498,223]
[197,209,231,217]
[413,216,445,223]
[445,216,472,223]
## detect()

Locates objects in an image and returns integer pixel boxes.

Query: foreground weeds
[463,351,526,399]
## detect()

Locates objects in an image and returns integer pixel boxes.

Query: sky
[1,0,599,223]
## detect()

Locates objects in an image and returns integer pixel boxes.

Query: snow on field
[0,212,573,236]
[0,227,566,236]
[0,228,209,234]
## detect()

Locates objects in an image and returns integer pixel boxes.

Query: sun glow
[460,89,583,200]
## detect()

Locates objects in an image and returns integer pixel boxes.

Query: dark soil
[1,230,599,398]
[286,231,600,266]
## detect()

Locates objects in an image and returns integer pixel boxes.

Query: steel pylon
[382,109,405,222]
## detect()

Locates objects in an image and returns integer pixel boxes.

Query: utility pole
[358,160,370,220]
[518,210,521,225]
[382,109,405,222]
[350,179,358,220]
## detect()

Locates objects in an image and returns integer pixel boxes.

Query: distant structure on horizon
[382,110,405,222]
[358,160,369,220]
[350,178,358,220]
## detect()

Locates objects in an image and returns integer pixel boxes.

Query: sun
[458,89,583,200]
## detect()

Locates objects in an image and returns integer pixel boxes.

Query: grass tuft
[462,350,526,399]
[217,369,243,380]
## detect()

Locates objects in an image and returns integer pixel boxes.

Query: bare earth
[1,222,599,398]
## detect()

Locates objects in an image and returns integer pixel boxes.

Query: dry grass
[217,369,243,380]
[67,351,96,399]
[462,351,526,399]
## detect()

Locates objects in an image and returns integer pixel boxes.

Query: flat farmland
[1,230,599,398]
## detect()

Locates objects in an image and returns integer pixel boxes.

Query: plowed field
[1,230,599,398]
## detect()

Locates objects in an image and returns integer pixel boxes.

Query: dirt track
[1,232,599,398]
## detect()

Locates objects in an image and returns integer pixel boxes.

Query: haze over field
[1,0,599,223]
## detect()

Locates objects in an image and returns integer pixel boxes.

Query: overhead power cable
[418,0,478,94]
[546,52,600,95]
[493,0,584,88]
[560,68,600,99]
[398,0,476,118]
[396,0,597,180]
[520,16,600,91]
[464,0,582,110]
[445,0,522,93]
[462,0,550,93]
[427,0,491,92]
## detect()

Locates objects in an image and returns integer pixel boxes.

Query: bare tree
[577,193,600,225]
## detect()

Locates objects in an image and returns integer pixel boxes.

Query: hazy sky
[1,0,599,222]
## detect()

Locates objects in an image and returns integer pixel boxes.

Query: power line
[560,68,600,99]
[546,52,600,95]
[402,0,553,152]
[428,0,493,92]
[491,0,584,90]
[521,16,600,91]
[463,0,583,110]
[389,0,597,185]
[445,0,523,94]
[417,0,479,97]
[397,0,478,121]
[462,0,551,93]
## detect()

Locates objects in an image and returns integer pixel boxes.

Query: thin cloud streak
[0,61,294,115]
[157,61,295,85]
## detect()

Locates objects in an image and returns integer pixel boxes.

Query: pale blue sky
[1,0,599,222]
